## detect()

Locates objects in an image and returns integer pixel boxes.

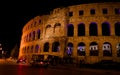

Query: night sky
[0,0,118,55]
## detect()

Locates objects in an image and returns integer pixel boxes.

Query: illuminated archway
[77,42,85,56]
[35,44,39,53]
[116,43,120,57]
[89,42,98,56]
[43,42,49,52]
[52,42,60,52]
[103,42,112,56]
[66,42,73,56]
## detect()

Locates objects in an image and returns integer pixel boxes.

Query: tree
[10,43,19,59]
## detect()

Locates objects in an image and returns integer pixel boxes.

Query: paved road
[0,63,120,75]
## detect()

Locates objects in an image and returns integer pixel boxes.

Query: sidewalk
[0,59,5,64]
[0,59,18,65]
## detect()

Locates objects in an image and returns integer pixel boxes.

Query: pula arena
[19,2,120,64]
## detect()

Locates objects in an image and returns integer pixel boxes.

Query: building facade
[19,2,120,64]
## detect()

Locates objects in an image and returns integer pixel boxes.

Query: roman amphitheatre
[18,2,120,64]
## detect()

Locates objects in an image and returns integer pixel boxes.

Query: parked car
[17,58,26,64]
[30,59,49,68]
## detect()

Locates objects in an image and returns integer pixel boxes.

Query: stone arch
[39,19,41,24]
[77,42,85,56]
[29,32,32,41]
[30,45,34,53]
[35,44,39,53]
[116,43,120,57]
[27,46,29,53]
[103,42,112,56]
[115,22,120,36]
[52,41,60,52]
[89,22,98,36]
[78,23,85,36]
[66,42,73,56]
[54,23,61,36]
[32,31,35,40]
[67,24,74,37]
[26,34,28,42]
[37,29,41,39]
[30,24,33,28]
[45,24,52,37]
[102,22,111,36]
[46,24,51,28]
[24,47,26,53]
[54,23,61,27]
[43,42,49,52]
[89,42,98,56]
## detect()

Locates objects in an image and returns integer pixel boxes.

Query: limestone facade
[19,2,120,64]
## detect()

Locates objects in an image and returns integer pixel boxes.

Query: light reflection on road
[0,64,120,75]
[17,65,25,75]
[17,64,47,75]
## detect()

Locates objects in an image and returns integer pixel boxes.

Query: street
[0,63,120,75]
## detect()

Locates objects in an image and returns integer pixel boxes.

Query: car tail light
[20,59,23,62]
[40,61,43,64]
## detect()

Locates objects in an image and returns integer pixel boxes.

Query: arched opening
[90,42,98,56]
[103,42,112,56]
[102,22,110,36]
[30,45,34,53]
[24,47,26,53]
[35,44,39,53]
[26,34,28,42]
[116,43,120,57]
[66,42,73,56]
[52,42,60,52]
[54,23,61,36]
[89,22,98,36]
[43,42,49,52]
[45,25,52,37]
[32,31,35,40]
[67,24,74,37]
[78,23,85,36]
[115,22,120,36]
[27,46,29,53]
[77,42,85,56]
[29,32,31,41]
[54,23,61,27]
[37,29,40,39]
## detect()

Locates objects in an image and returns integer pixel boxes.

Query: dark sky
[0,0,118,54]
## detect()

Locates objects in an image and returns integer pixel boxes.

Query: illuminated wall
[19,2,120,64]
